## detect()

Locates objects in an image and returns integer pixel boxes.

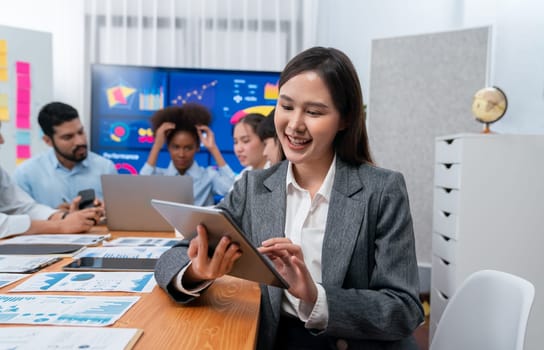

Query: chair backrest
[430,269,535,350]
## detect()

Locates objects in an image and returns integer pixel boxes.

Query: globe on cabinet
[471,86,508,134]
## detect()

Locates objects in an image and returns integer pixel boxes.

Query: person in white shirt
[154,47,423,350]
[0,122,101,238]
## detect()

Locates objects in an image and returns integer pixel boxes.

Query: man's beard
[53,143,88,163]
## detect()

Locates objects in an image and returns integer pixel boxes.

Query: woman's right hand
[184,224,242,283]
[154,122,176,147]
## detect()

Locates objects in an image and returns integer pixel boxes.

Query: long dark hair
[279,47,373,165]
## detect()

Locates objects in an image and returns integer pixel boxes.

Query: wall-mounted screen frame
[90,64,279,174]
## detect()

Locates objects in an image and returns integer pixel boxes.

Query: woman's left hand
[196,125,217,150]
[258,237,318,303]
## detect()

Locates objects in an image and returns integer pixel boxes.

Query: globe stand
[481,123,492,134]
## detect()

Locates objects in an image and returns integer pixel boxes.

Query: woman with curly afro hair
[140,103,236,206]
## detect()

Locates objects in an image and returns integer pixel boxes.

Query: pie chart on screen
[230,105,275,124]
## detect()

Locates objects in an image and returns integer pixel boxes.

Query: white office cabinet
[430,133,544,350]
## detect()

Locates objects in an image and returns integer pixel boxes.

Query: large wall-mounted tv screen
[90,64,280,174]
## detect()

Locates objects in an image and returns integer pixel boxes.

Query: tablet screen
[63,257,158,272]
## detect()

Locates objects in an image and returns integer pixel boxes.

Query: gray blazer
[155,158,424,350]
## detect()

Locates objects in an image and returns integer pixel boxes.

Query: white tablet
[151,199,289,289]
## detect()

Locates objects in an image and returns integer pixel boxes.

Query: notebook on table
[101,174,194,231]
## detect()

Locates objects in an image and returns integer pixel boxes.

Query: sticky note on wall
[16,144,31,159]
[0,94,8,121]
[16,112,30,128]
[0,107,8,121]
[15,61,29,74]
[15,131,31,145]
[0,40,7,82]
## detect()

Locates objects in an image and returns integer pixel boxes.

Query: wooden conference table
[0,228,262,350]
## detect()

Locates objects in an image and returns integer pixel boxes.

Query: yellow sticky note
[0,53,6,67]
[0,94,7,107]
[0,68,7,81]
[0,106,9,121]
[0,40,6,53]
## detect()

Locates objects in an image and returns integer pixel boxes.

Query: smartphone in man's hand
[78,189,96,210]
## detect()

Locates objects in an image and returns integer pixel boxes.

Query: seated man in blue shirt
[14,102,117,210]
[0,121,100,238]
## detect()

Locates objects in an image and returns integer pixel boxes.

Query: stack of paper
[0,327,143,349]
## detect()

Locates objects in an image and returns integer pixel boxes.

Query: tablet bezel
[151,199,289,289]
[63,257,158,272]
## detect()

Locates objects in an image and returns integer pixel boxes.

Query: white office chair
[430,269,535,350]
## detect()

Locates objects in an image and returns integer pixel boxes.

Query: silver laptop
[101,174,193,231]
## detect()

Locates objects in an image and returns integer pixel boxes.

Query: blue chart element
[82,301,134,315]
[41,273,70,291]
[0,314,17,321]
[58,314,112,325]
[131,273,154,292]
[71,273,95,282]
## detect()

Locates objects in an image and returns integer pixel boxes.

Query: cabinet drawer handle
[440,187,453,193]
[438,290,449,300]
[441,211,451,217]
[439,234,450,242]
[440,257,450,266]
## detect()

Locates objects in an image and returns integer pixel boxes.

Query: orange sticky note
[0,53,7,67]
[0,93,7,107]
[0,107,8,121]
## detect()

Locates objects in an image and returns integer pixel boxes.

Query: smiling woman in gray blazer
[154,47,424,350]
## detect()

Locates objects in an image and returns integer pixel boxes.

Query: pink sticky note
[16,145,31,159]
[16,114,30,129]
[17,88,30,104]
[17,102,30,116]
[17,74,31,90]
[16,61,30,74]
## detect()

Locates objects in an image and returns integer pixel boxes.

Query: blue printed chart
[77,246,169,259]
[0,273,27,288]
[11,272,156,293]
[0,294,139,326]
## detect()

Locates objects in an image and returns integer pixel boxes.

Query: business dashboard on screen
[90,64,280,174]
